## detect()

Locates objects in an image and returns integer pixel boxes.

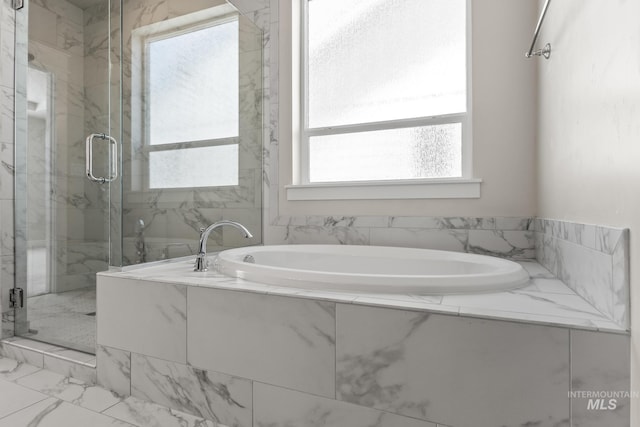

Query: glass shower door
[13,0,118,354]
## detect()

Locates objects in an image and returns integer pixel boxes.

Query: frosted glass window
[148,20,238,145]
[309,124,461,183]
[149,145,238,189]
[307,0,466,128]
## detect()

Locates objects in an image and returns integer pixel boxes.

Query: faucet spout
[194,220,253,272]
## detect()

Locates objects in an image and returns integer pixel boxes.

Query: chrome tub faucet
[194,220,253,272]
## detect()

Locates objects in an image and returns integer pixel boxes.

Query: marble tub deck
[103,256,626,334]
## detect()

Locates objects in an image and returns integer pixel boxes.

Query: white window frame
[133,13,240,191]
[287,0,480,201]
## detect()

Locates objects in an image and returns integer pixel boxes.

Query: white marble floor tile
[16,369,121,412]
[104,396,218,427]
[0,379,48,418]
[0,398,134,427]
[0,357,40,381]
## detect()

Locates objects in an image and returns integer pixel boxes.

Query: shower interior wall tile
[0,85,14,144]
[0,31,15,89]
[370,228,467,252]
[131,352,253,426]
[467,229,535,259]
[97,276,187,364]
[1,255,15,312]
[335,304,570,427]
[96,345,131,398]
[254,382,438,427]
[0,142,14,202]
[0,200,14,258]
[570,330,630,427]
[187,286,336,399]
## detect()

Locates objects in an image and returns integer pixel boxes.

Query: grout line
[0,395,54,421]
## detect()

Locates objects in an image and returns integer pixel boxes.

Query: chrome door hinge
[9,288,24,308]
[13,0,24,11]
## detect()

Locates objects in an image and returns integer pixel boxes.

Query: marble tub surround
[96,271,630,427]
[269,215,536,259]
[535,218,630,330]
[100,257,622,333]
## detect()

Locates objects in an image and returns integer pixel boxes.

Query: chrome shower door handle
[85,133,118,183]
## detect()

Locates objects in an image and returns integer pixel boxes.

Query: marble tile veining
[0,355,225,427]
[187,286,336,398]
[336,304,571,427]
[131,353,251,426]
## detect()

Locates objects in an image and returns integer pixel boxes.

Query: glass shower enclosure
[12,0,263,355]
[13,0,119,354]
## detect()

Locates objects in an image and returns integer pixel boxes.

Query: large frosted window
[148,21,238,145]
[143,17,240,189]
[304,0,468,184]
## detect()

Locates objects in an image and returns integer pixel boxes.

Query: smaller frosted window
[309,124,461,183]
[149,145,238,189]
[148,20,239,145]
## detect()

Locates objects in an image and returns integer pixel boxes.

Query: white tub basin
[214,245,529,294]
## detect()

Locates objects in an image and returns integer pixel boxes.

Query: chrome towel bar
[526,0,552,59]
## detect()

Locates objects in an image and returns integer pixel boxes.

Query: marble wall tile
[612,230,630,328]
[279,224,370,245]
[268,216,537,259]
[97,345,131,398]
[97,276,187,363]
[370,228,467,252]
[336,304,570,427]
[0,255,14,312]
[570,330,630,427]
[535,219,629,330]
[131,353,252,426]
[254,382,437,427]
[467,229,535,259]
[187,287,336,398]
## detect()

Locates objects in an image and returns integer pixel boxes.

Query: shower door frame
[11,0,123,353]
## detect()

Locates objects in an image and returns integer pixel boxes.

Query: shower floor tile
[22,288,96,354]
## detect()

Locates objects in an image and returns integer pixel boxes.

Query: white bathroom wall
[274,0,538,218]
[536,0,640,423]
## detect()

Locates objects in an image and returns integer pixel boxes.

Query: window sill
[285,178,482,201]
